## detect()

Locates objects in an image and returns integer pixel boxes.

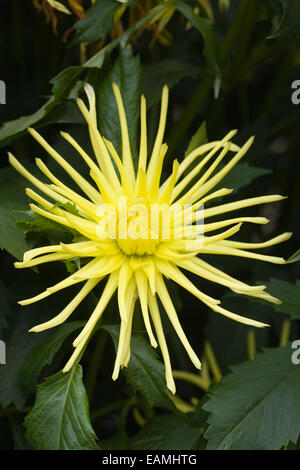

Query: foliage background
[0,0,300,450]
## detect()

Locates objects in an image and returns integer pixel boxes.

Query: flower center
[117,197,160,256]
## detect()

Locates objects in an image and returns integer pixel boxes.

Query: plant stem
[204,340,222,383]
[79,43,88,65]
[279,318,291,346]
[247,328,256,360]
[132,407,146,427]
[169,394,195,414]
[172,369,210,391]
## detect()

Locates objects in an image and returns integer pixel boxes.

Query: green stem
[219,0,254,65]
[169,394,195,414]
[247,329,256,360]
[279,318,291,347]
[172,370,209,391]
[205,341,222,383]
[227,0,260,70]
[133,407,146,427]
[79,42,88,66]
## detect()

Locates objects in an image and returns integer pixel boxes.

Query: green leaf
[19,322,84,391]
[269,0,300,39]
[70,0,124,46]
[16,211,75,237]
[0,66,89,148]
[49,66,84,102]
[142,60,201,108]
[0,207,28,260]
[39,100,85,126]
[174,1,221,97]
[0,166,31,259]
[0,67,84,147]
[0,98,54,148]
[286,248,300,264]
[96,46,141,164]
[265,278,300,319]
[125,336,176,411]
[24,365,99,450]
[204,345,300,450]
[130,413,205,450]
[217,162,271,192]
[185,121,207,156]
[0,100,84,148]
[103,326,176,412]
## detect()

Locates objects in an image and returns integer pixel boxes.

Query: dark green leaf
[130,414,205,450]
[0,69,85,148]
[103,326,176,412]
[40,100,84,126]
[0,166,31,259]
[286,248,300,264]
[96,46,141,164]
[0,98,54,148]
[142,60,201,108]
[70,0,123,46]
[217,162,271,192]
[204,345,300,449]
[0,207,28,260]
[185,122,207,156]
[0,67,84,147]
[50,66,84,102]
[265,278,300,319]
[269,0,300,38]
[24,365,99,450]
[174,1,221,97]
[19,321,84,391]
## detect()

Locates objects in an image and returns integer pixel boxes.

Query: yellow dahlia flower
[9,83,290,393]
